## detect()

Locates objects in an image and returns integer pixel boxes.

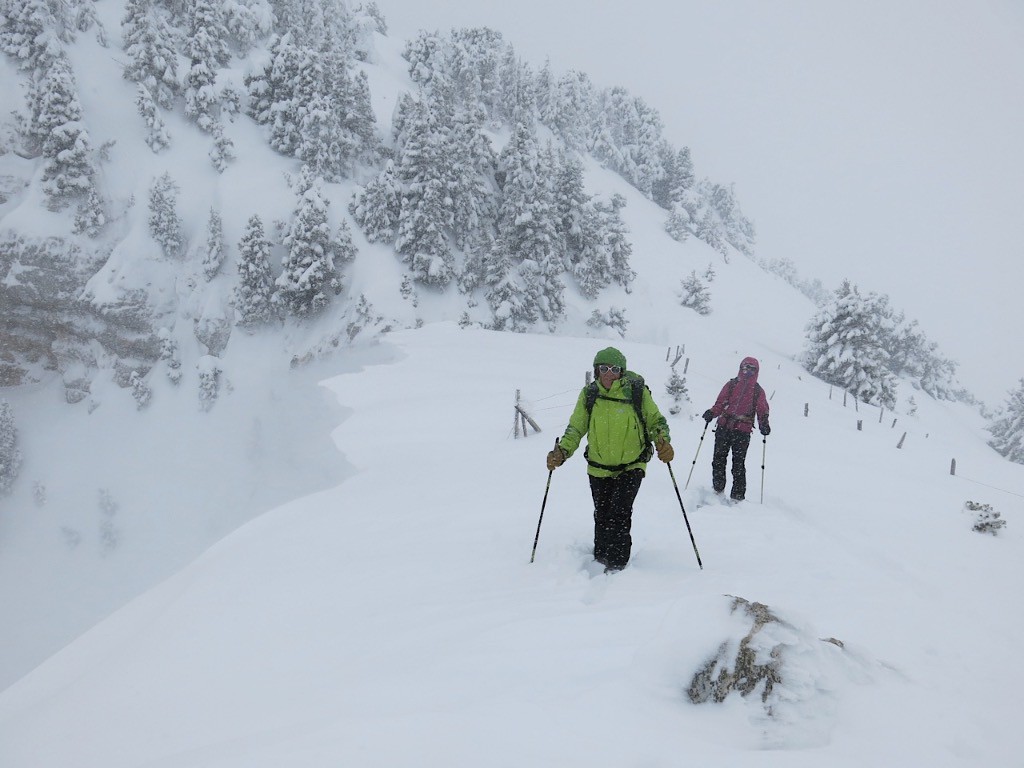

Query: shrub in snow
[209,121,235,172]
[665,369,689,416]
[965,501,1006,536]
[664,204,691,242]
[679,270,711,315]
[61,526,82,550]
[158,329,182,384]
[586,308,628,338]
[346,295,382,341]
[129,371,152,409]
[73,188,106,237]
[98,488,120,554]
[197,355,222,411]
[0,400,23,494]
[399,274,418,307]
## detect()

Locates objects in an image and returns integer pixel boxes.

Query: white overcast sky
[379,0,1024,406]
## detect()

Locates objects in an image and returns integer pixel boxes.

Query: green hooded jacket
[558,372,670,478]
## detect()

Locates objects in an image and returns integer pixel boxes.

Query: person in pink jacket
[701,356,770,501]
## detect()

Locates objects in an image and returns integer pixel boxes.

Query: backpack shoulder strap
[584,381,600,414]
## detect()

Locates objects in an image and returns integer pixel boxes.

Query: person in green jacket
[546,347,674,571]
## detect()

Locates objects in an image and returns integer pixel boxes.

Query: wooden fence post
[804,403,809,417]
[514,390,542,438]
[950,458,957,476]
[857,420,863,431]
[896,432,906,449]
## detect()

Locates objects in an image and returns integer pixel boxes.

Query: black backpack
[582,373,653,470]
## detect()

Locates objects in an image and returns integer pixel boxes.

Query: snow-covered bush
[586,307,629,338]
[802,280,897,409]
[988,379,1024,464]
[0,400,22,494]
[665,369,689,416]
[679,270,711,315]
[965,501,1006,536]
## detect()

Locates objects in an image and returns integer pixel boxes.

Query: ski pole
[666,462,703,570]
[530,438,560,563]
[760,436,767,504]
[684,421,710,490]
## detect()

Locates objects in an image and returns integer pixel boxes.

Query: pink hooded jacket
[708,357,770,434]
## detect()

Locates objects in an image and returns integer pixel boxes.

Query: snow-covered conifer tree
[136,84,171,151]
[553,151,589,260]
[447,104,497,250]
[988,379,1024,464]
[600,194,634,290]
[274,174,339,316]
[349,160,401,243]
[148,172,184,257]
[221,0,273,53]
[652,143,694,210]
[333,217,358,268]
[1,0,59,70]
[183,0,229,132]
[447,27,506,118]
[36,54,95,207]
[485,240,535,332]
[590,87,663,197]
[495,123,563,325]
[546,70,593,151]
[395,97,453,287]
[201,208,225,280]
[121,0,179,109]
[234,214,274,326]
[403,29,446,89]
[802,280,897,408]
[664,204,691,243]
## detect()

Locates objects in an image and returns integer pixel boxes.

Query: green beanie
[593,346,627,370]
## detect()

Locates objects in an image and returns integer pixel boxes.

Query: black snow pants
[589,468,645,570]
[712,427,751,500]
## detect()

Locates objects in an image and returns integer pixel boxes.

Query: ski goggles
[597,364,622,374]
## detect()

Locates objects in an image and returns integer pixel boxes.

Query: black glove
[702,409,714,423]
[760,423,771,436]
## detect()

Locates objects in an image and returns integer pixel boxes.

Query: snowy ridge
[0,324,1020,766]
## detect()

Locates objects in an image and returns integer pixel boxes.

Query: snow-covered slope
[0,323,1020,766]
